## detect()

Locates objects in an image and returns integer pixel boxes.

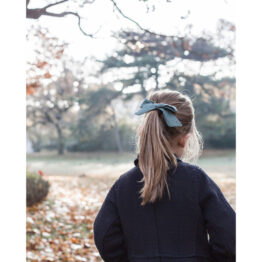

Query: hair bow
[135,99,182,127]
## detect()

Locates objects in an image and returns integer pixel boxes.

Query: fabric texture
[93,156,236,262]
[135,99,182,127]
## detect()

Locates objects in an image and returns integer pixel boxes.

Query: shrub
[26,172,50,207]
[67,122,136,152]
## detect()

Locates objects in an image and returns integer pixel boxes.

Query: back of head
[137,90,202,205]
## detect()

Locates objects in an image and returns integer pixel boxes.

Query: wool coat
[93,156,236,262]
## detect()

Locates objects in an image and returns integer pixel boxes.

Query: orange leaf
[44,72,52,79]
[36,61,48,69]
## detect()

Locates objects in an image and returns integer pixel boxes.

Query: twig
[110,0,180,39]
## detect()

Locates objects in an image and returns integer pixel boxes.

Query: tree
[99,30,230,97]
[27,68,85,155]
[72,85,126,152]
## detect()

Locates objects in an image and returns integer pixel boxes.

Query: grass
[27,149,235,179]
[27,151,136,177]
[197,149,235,178]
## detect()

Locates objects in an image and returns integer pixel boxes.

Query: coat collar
[134,154,182,167]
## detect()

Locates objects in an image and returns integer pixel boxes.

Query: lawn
[26,150,235,262]
[27,149,235,178]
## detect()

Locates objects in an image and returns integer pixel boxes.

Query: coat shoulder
[174,160,207,181]
[115,166,142,189]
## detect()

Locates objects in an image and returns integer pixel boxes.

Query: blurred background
[26,0,235,261]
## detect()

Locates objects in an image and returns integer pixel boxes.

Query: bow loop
[135,99,182,127]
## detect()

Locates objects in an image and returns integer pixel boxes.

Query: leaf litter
[27,174,235,261]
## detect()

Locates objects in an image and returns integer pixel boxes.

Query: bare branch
[45,11,95,37]
[26,0,69,19]
[43,0,69,10]
[26,0,95,37]
[110,0,180,39]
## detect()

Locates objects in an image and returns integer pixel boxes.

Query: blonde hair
[137,90,203,205]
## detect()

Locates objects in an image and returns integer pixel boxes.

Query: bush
[198,114,236,149]
[26,172,50,207]
[67,122,136,152]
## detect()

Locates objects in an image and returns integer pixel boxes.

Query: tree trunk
[111,107,123,153]
[155,66,159,90]
[138,68,147,96]
[55,124,64,155]
[140,81,147,97]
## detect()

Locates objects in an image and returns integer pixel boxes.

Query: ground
[26,150,235,262]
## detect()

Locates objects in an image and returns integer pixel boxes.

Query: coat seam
[193,173,200,256]
[153,204,161,259]
[100,182,120,258]
[100,215,121,258]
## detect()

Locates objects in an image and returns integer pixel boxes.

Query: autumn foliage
[26,27,67,95]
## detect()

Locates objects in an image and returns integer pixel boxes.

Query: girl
[93,90,236,262]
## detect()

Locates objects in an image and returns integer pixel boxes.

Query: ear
[177,134,190,148]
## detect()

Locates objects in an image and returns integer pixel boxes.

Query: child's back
[94,156,235,262]
[93,90,236,262]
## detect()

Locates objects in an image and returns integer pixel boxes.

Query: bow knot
[135,99,182,127]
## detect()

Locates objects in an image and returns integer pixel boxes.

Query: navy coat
[93,156,236,262]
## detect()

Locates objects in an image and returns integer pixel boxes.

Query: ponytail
[138,110,177,205]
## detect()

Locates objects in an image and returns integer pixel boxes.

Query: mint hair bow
[135,99,182,127]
